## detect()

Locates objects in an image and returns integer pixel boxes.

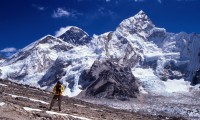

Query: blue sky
[0,0,200,57]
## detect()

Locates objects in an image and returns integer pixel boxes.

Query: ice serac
[147,31,200,82]
[58,26,92,46]
[0,35,73,87]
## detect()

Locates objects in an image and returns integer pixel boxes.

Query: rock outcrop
[79,60,139,100]
[192,68,200,85]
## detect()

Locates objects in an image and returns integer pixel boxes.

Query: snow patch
[46,111,91,120]
[0,83,7,87]
[23,107,42,112]
[138,86,148,94]
[0,102,5,106]
[70,115,92,120]
[164,79,190,93]
[7,93,49,104]
[46,111,68,116]
[74,104,86,108]
[23,107,91,120]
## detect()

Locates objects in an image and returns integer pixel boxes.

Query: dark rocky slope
[79,60,139,100]
[58,26,91,46]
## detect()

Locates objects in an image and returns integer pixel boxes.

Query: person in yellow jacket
[49,81,65,111]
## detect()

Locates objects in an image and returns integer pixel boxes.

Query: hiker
[49,81,65,111]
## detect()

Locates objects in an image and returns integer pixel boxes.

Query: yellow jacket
[53,84,64,96]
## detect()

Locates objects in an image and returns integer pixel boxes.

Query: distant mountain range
[0,10,200,97]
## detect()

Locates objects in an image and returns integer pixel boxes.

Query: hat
[57,80,63,84]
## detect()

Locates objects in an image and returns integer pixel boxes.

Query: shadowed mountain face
[38,58,71,87]
[79,60,139,100]
[58,27,91,46]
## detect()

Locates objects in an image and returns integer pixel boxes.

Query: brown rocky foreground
[0,79,185,120]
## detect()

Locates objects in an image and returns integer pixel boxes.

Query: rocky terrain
[79,60,139,100]
[77,61,200,120]
[0,79,186,120]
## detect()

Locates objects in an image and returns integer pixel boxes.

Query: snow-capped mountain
[58,26,92,46]
[0,10,200,97]
[0,35,73,87]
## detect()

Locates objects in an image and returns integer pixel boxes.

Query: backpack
[56,84,62,94]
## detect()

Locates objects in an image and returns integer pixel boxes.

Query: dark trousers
[49,95,62,111]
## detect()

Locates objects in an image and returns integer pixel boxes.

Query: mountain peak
[58,26,91,46]
[134,10,149,20]
[41,35,56,40]
[138,10,145,15]
[116,10,154,38]
[56,26,89,37]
